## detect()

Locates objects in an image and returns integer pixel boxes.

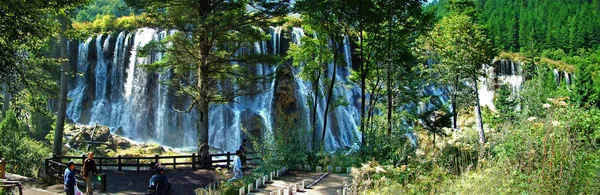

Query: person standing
[238,139,247,166]
[199,140,210,169]
[64,161,76,195]
[81,152,98,195]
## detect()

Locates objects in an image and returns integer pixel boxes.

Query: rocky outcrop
[240,108,265,141]
[272,64,299,116]
[67,124,137,155]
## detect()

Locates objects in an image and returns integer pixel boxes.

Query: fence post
[155,155,159,164]
[99,158,103,171]
[192,153,196,169]
[173,157,176,169]
[226,152,231,168]
[137,159,140,171]
[117,155,122,171]
[82,155,86,166]
[43,158,49,183]
[101,173,107,191]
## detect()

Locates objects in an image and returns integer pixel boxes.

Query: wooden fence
[44,152,258,191]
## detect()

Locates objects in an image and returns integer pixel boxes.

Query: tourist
[149,166,172,195]
[239,139,247,166]
[227,150,243,182]
[81,152,98,195]
[64,161,76,195]
[150,162,162,174]
[199,140,210,169]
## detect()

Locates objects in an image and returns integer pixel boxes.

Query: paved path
[248,171,351,195]
[302,173,350,195]
[5,168,217,195]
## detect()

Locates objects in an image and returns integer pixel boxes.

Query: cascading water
[479,59,525,110]
[66,27,362,152]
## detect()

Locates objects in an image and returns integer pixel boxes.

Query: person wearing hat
[64,161,76,195]
[148,166,171,195]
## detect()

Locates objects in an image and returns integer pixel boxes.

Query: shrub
[0,111,51,177]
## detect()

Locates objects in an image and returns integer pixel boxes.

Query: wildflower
[558,101,567,106]
[543,104,551,108]
[400,165,407,172]
[552,121,560,127]
[527,117,537,121]
[375,166,386,173]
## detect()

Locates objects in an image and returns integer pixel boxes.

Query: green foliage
[0,111,51,177]
[0,0,87,87]
[75,0,135,22]
[483,84,518,129]
[72,14,144,35]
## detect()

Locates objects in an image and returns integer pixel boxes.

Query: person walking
[149,166,171,195]
[227,150,243,182]
[239,139,247,166]
[64,161,76,195]
[199,140,210,169]
[81,152,98,195]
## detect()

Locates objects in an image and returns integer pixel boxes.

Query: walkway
[4,168,217,195]
[248,171,351,195]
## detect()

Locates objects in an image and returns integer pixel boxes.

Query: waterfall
[66,27,363,151]
[66,37,93,122]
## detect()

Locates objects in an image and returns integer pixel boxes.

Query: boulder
[146,144,166,154]
[112,136,131,149]
[93,126,111,142]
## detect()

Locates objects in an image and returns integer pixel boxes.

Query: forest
[0,0,599,194]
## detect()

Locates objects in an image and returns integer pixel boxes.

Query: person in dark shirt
[81,152,98,195]
[239,139,247,166]
[149,166,171,195]
[64,161,76,195]
[199,140,210,169]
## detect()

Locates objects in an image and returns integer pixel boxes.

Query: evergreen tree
[418,4,496,145]
[124,0,288,154]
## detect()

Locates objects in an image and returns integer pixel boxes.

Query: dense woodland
[0,0,599,194]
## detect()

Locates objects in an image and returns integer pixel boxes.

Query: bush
[0,111,51,177]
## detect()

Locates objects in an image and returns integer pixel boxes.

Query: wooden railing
[0,180,23,195]
[43,152,260,190]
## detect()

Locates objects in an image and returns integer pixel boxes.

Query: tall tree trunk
[386,64,393,135]
[53,16,69,157]
[473,77,485,145]
[359,30,367,147]
[197,47,210,157]
[451,79,458,130]
[451,91,458,129]
[322,52,338,146]
[386,0,394,135]
[311,71,321,151]
[2,83,9,118]
[197,99,210,153]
